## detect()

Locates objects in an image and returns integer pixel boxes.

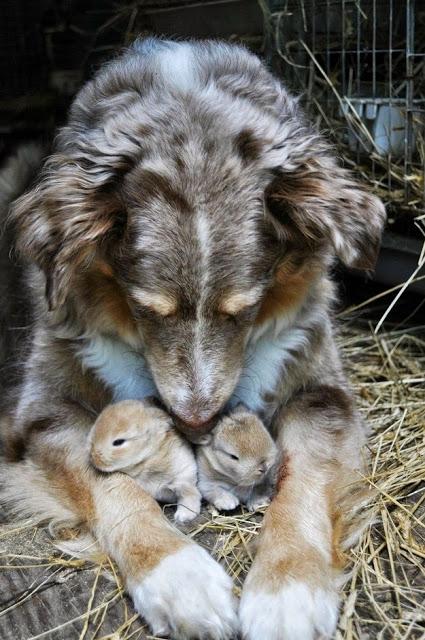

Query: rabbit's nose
[91,448,107,469]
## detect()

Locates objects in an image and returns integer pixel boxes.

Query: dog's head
[11,40,386,436]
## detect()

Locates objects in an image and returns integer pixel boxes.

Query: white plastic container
[341,98,409,157]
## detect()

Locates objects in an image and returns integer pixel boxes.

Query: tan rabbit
[89,400,201,524]
[196,405,278,512]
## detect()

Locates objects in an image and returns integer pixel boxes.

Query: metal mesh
[264,0,425,216]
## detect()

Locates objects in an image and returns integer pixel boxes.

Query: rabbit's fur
[90,401,277,518]
[197,405,278,512]
[90,400,201,524]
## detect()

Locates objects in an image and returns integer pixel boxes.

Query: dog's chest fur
[78,336,157,401]
[79,316,311,416]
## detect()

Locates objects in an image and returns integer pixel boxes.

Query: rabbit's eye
[217,447,240,461]
[112,438,126,447]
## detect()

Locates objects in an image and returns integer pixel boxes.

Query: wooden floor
[0,505,224,640]
[0,514,149,640]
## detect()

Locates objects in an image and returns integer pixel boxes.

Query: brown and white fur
[197,405,277,511]
[89,400,201,524]
[0,38,385,640]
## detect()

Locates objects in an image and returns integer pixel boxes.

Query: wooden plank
[0,516,147,640]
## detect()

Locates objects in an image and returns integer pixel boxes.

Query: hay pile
[334,319,425,638]
[1,310,424,639]
[188,314,425,640]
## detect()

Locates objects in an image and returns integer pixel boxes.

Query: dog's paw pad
[246,496,271,512]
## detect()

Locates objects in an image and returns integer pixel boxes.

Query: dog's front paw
[129,544,237,639]
[174,504,198,524]
[240,579,339,640]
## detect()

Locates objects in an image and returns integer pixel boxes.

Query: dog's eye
[219,312,238,325]
[218,304,258,325]
[133,305,179,328]
[161,311,178,322]
[112,438,126,447]
[218,290,263,321]
[131,290,178,319]
[228,452,240,461]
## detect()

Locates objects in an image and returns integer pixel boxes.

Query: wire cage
[263,0,425,228]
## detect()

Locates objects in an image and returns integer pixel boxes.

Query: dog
[0,38,385,640]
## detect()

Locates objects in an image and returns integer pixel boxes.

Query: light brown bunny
[89,400,201,524]
[196,405,278,512]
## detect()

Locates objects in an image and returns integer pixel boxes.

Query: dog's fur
[0,38,385,639]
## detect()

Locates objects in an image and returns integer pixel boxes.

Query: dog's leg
[8,418,237,640]
[239,386,369,640]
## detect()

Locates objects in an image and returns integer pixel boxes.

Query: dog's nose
[178,415,204,429]
[173,406,216,428]
[179,425,215,444]
[172,409,218,442]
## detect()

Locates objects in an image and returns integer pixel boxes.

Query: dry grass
[336,319,425,639]
[1,311,424,638]
[186,315,425,639]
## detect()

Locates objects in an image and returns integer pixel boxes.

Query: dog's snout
[172,408,218,443]
[178,415,209,430]
[180,426,215,444]
[172,404,216,429]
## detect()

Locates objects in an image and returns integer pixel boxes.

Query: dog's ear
[10,155,124,309]
[265,157,386,270]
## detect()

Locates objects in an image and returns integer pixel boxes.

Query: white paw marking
[240,580,339,640]
[129,545,237,640]
[213,492,240,512]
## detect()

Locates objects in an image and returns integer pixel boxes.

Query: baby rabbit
[196,405,278,512]
[89,400,201,524]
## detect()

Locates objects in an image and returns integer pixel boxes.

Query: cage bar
[264,0,425,222]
